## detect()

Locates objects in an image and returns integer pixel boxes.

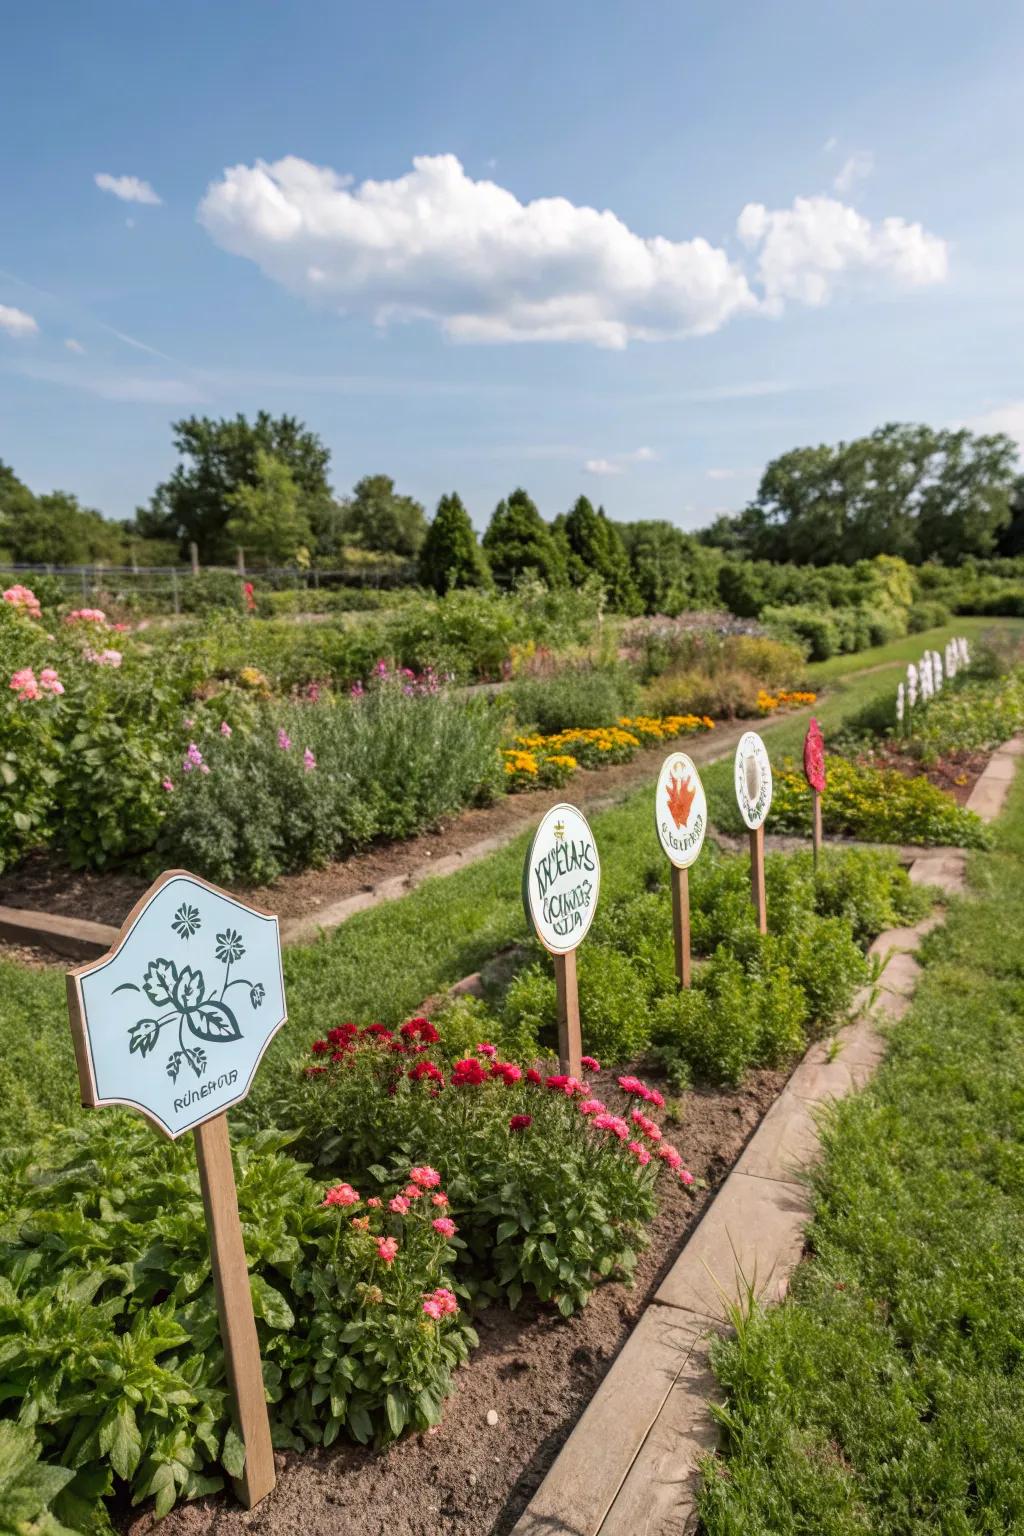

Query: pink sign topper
[803,717,826,794]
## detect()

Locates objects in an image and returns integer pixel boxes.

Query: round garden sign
[654,751,707,869]
[734,730,773,829]
[522,802,601,955]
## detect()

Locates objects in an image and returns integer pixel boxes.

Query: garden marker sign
[803,717,826,864]
[735,731,773,934]
[654,752,707,988]
[66,870,285,1510]
[523,803,600,1075]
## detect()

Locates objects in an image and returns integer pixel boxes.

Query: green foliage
[158,680,505,884]
[0,462,131,567]
[338,474,428,558]
[511,662,637,732]
[482,488,566,590]
[698,771,1024,1536]
[767,754,991,848]
[138,412,335,564]
[0,1422,78,1536]
[906,597,951,632]
[224,449,312,565]
[559,498,640,612]
[617,520,724,615]
[417,492,491,595]
[909,669,1024,761]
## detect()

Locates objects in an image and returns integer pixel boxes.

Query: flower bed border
[509,736,1022,1536]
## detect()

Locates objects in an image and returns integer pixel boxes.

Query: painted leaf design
[143,958,177,1007]
[186,999,242,1044]
[666,769,696,829]
[173,966,205,1011]
[128,1018,162,1058]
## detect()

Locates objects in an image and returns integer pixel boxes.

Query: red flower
[509,1114,532,1132]
[581,1055,601,1072]
[327,1023,358,1046]
[400,1016,441,1044]
[490,1061,523,1085]
[451,1057,488,1087]
[526,1068,542,1085]
[409,1059,444,1085]
[311,1039,329,1055]
[303,1065,327,1077]
[545,1074,581,1096]
[362,1023,393,1040]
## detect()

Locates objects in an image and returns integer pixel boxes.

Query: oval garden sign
[67,870,287,1140]
[522,802,601,954]
[655,751,707,869]
[734,730,773,830]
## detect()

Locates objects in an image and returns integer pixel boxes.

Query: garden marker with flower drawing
[735,730,773,934]
[522,802,601,1077]
[66,870,287,1511]
[654,752,708,989]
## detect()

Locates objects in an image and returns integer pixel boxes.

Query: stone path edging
[509,736,1021,1536]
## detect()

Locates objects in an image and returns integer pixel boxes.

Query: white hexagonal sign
[67,870,287,1140]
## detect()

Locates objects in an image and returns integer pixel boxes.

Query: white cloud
[198,153,949,347]
[0,304,38,337]
[706,468,738,480]
[965,402,1024,453]
[64,337,85,354]
[94,173,162,206]
[584,446,656,476]
[737,194,947,311]
[199,153,757,348]
[833,150,875,194]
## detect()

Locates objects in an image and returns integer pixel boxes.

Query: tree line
[2,414,1022,613]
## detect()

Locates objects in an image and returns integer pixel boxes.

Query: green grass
[806,616,1024,684]
[699,762,1024,1535]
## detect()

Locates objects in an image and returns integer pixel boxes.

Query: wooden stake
[749,825,767,935]
[670,864,692,989]
[554,948,582,1077]
[194,1113,276,1509]
[812,789,823,867]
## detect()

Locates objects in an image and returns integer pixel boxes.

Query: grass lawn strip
[697,752,1024,1534]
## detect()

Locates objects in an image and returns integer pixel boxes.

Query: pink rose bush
[289,1016,698,1316]
[3,584,42,620]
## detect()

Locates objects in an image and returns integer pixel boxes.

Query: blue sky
[2,0,1023,530]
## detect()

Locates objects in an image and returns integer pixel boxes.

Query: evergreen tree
[562,495,641,611]
[418,492,492,594]
[482,488,565,589]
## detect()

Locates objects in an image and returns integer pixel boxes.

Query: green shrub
[768,755,990,848]
[763,604,841,661]
[910,671,1024,761]
[511,663,637,732]
[0,1421,77,1536]
[907,598,952,632]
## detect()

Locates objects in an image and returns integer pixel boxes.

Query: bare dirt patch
[861,744,990,807]
[128,1065,787,1536]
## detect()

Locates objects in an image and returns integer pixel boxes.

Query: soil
[128,1065,788,1536]
[862,744,990,807]
[0,717,784,937]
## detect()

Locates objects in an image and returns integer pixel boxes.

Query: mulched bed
[129,1065,788,1536]
[860,744,990,807]
[0,721,766,935]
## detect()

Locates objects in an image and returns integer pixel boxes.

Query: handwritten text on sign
[523,803,601,953]
[69,872,287,1139]
[734,731,773,830]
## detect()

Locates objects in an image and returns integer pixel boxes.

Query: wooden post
[670,864,691,989]
[812,788,823,866]
[554,948,582,1077]
[236,547,246,576]
[190,541,200,577]
[194,1113,276,1509]
[749,825,767,935]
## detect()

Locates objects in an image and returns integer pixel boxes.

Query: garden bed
[0,716,785,937]
[132,1066,786,1536]
[860,743,989,806]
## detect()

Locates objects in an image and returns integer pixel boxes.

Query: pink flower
[545,1074,581,1096]
[403,1183,424,1199]
[303,747,316,772]
[431,1192,449,1207]
[476,1042,497,1058]
[389,1195,410,1214]
[409,1165,442,1188]
[9,667,39,700]
[376,1236,399,1264]
[322,1182,360,1207]
[678,1168,695,1187]
[432,1217,457,1238]
[593,1112,630,1141]
[3,585,42,620]
[657,1144,683,1171]
[220,720,232,737]
[277,727,292,751]
[422,1296,445,1320]
[85,648,122,667]
[581,1055,601,1072]
[627,1140,652,1166]
[422,1286,459,1321]
[65,607,106,626]
[578,1098,606,1117]
[366,1197,382,1208]
[161,778,175,792]
[490,1061,522,1085]
[38,668,62,694]
[630,1108,662,1141]
[351,1215,370,1231]
[617,1075,665,1108]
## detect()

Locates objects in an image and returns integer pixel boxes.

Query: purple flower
[220,720,232,737]
[277,727,292,752]
[303,747,316,772]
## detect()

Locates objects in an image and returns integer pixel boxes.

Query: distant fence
[0,561,420,617]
